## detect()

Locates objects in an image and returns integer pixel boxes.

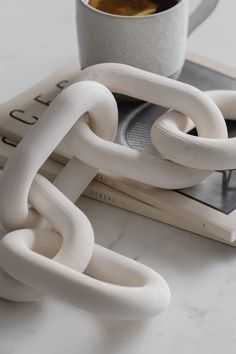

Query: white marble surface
[1,1,236,353]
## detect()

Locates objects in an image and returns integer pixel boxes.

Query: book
[1,52,236,246]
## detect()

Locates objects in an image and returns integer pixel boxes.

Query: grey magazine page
[116,61,236,215]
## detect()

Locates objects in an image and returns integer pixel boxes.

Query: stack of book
[1,53,236,246]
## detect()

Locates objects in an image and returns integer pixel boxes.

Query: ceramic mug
[76,0,219,78]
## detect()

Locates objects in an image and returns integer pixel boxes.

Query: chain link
[1,64,234,319]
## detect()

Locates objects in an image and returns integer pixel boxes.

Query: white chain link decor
[0,64,235,319]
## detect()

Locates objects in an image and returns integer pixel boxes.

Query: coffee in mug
[87,0,179,16]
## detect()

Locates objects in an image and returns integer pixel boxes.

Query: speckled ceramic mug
[76,0,219,78]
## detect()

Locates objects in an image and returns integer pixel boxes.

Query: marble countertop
[1,1,236,353]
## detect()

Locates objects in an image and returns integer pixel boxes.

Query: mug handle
[188,0,219,36]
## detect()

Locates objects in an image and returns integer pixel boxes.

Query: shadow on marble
[96,318,151,354]
[0,298,44,332]
[79,198,236,279]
